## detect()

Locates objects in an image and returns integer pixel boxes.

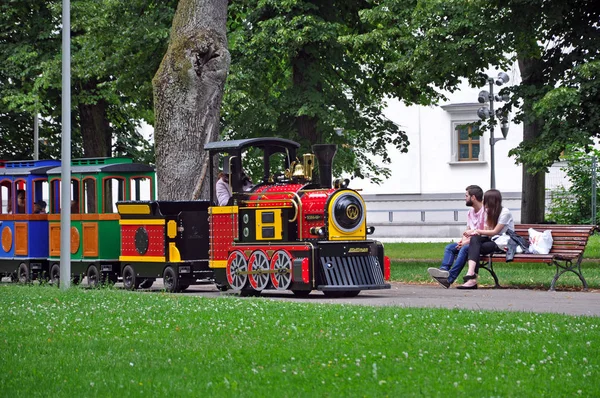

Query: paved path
[149,281,600,317]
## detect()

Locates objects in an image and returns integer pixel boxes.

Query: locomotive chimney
[312,144,337,188]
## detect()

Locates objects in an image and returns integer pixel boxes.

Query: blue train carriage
[204,137,391,297]
[116,200,213,292]
[46,158,155,286]
[0,159,60,282]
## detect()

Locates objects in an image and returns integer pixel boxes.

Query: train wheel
[139,279,155,289]
[248,251,269,291]
[270,250,292,291]
[18,263,30,284]
[87,265,100,288]
[226,251,248,291]
[163,266,179,293]
[50,264,60,286]
[122,265,138,290]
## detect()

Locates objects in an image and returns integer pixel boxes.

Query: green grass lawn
[1,285,599,397]
[385,234,600,290]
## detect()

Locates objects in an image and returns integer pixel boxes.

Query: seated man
[427,185,485,288]
[216,172,232,206]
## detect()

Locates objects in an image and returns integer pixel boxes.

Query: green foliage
[0,1,177,162]
[547,149,600,224]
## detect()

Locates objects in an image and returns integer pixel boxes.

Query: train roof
[204,137,300,153]
[0,159,61,176]
[47,157,154,175]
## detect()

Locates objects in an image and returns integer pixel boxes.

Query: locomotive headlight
[330,191,365,234]
[366,226,375,235]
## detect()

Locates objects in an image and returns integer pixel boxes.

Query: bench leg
[550,254,589,292]
[478,260,502,288]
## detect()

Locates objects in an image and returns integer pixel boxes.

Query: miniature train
[0,138,390,297]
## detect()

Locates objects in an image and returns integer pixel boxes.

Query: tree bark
[518,55,546,223]
[292,50,321,144]
[153,0,230,200]
[79,98,111,158]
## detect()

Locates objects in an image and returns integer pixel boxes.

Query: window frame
[441,103,487,165]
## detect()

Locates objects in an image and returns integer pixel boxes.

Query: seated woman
[457,189,515,290]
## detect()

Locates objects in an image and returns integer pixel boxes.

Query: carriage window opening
[130,177,152,201]
[83,178,97,214]
[15,179,27,214]
[33,180,49,214]
[49,179,60,213]
[71,179,81,214]
[0,181,11,214]
[104,177,125,213]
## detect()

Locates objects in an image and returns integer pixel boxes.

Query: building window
[457,124,480,161]
[441,103,485,164]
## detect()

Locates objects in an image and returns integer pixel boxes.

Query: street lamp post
[477,72,510,189]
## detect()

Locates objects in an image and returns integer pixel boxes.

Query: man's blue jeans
[441,242,469,284]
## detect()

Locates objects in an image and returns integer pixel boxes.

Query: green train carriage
[46,158,155,285]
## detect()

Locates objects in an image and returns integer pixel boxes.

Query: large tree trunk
[518,55,546,223]
[153,0,230,200]
[79,98,111,157]
[292,50,321,144]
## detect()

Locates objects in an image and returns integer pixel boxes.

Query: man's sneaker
[428,267,449,278]
[433,276,451,289]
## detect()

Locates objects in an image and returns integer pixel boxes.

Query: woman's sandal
[457,274,478,289]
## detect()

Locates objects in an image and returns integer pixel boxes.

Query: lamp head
[500,117,509,138]
[477,107,491,120]
[495,72,510,86]
[477,90,490,104]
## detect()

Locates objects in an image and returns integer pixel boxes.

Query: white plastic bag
[492,233,510,251]
[528,228,553,254]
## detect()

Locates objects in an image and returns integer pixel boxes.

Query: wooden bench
[478,224,598,291]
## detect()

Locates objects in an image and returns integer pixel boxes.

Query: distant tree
[359,0,600,223]
[0,1,176,162]
[153,0,230,200]
[547,149,600,225]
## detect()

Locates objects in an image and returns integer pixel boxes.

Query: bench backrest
[512,224,597,256]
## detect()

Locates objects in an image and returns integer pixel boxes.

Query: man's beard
[466,198,473,207]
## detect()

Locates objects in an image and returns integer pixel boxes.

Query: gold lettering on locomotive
[348,248,368,253]
[305,214,323,221]
[346,204,359,220]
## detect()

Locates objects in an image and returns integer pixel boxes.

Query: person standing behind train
[427,185,485,288]
[216,172,232,206]
[457,189,515,289]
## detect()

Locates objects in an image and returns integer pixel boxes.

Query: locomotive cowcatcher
[117,137,390,296]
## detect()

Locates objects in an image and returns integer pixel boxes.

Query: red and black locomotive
[118,137,390,296]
